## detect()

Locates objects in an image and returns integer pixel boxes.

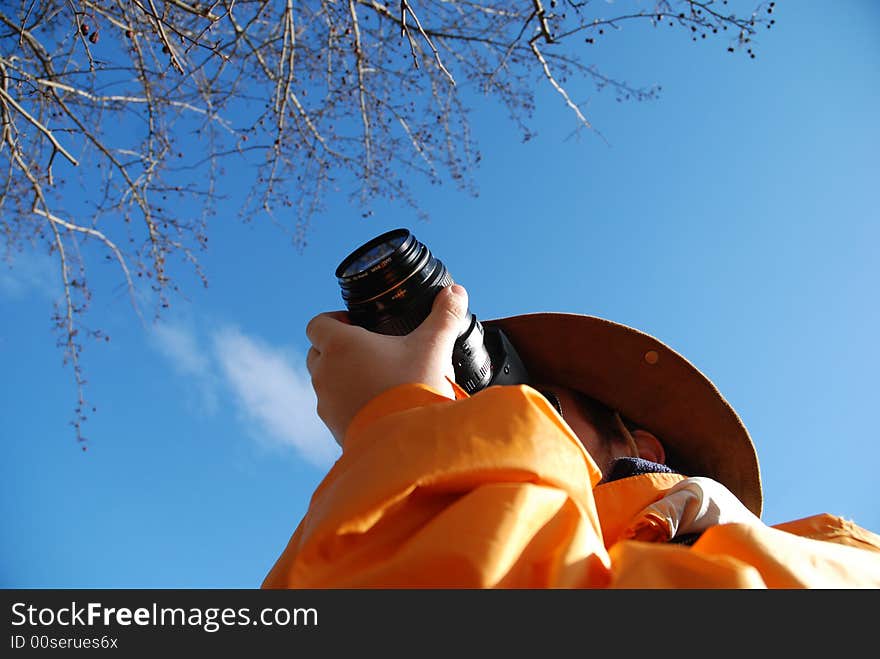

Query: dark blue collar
[599,456,676,484]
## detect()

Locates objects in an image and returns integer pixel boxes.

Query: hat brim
[483,313,763,517]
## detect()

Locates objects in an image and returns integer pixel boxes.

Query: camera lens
[335,228,493,393]
[336,228,449,335]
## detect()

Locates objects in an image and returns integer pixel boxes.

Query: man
[262,284,880,588]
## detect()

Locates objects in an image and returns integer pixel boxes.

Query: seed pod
[80,23,89,35]
[89,31,99,43]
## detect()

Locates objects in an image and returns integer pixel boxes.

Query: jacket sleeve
[261,383,613,588]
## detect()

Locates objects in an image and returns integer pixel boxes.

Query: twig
[529,37,591,129]
[0,86,79,165]
[400,1,455,85]
[142,0,186,73]
[348,0,372,181]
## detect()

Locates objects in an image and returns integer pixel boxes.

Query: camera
[335,228,530,394]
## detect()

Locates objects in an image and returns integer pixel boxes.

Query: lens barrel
[335,228,493,393]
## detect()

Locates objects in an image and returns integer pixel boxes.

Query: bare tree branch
[0,0,777,446]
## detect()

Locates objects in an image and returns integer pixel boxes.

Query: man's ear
[631,430,666,464]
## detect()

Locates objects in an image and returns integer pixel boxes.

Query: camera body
[335,228,530,394]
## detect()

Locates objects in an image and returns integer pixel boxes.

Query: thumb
[414,284,470,349]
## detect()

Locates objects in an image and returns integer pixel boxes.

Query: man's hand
[306,284,470,445]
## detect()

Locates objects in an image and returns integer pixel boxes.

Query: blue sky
[2,2,879,588]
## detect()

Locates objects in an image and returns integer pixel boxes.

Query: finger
[414,284,469,348]
[306,346,320,375]
[324,310,351,324]
[305,311,350,347]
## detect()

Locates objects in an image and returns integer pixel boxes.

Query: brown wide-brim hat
[483,313,763,517]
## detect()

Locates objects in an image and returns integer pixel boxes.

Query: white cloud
[0,250,59,299]
[212,326,339,467]
[149,319,339,467]
[151,322,212,378]
[149,321,218,414]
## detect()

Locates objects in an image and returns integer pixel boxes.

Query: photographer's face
[535,385,634,475]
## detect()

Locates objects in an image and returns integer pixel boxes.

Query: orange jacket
[262,384,880,588]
